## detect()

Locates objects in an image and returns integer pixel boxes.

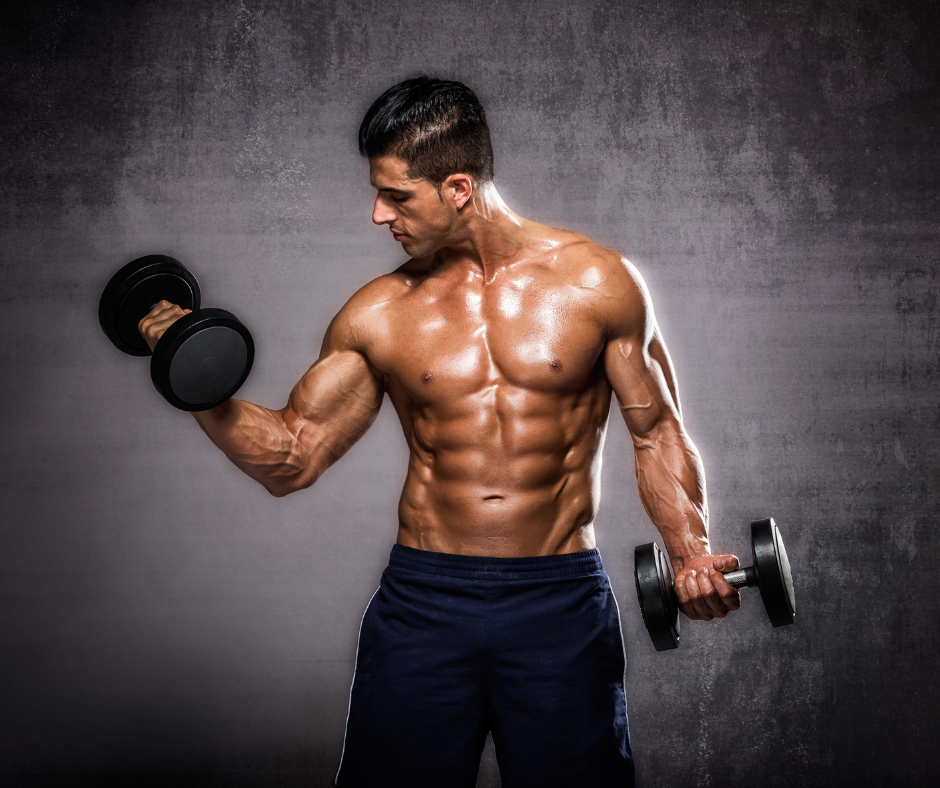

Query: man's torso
[346,223,634,556]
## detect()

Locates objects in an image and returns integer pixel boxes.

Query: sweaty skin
[139,155,740,621]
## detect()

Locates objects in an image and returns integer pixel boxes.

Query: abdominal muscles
[394,381,612,557]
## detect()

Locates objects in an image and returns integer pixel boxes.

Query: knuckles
[677,566,741,620]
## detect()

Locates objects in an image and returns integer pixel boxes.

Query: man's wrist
[666,538,712,573]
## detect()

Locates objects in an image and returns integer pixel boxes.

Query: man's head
[360,77,495,258]
[359,76,494,187]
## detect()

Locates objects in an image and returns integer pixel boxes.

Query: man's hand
[138,300,192,352]
[674,554,742,621]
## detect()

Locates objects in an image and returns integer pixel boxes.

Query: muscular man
[140,77,741,787]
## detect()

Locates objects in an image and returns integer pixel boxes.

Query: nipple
[422,371,433,384]
[548,359,563,373]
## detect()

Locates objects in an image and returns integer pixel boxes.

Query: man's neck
[431,183,531,282]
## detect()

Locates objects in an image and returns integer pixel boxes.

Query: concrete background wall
[1,0,937,785]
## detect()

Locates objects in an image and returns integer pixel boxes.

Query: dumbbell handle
[716,565,758,589]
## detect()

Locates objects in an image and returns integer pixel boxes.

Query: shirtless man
[140,77,741,787]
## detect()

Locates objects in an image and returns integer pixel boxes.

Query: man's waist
[387,543,604,581]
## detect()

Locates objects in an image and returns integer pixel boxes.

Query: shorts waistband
[388,544,604,580]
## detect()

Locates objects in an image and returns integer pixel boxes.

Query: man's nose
[372,196,395,226]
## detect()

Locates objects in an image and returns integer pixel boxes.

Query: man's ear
[444,173,473,209]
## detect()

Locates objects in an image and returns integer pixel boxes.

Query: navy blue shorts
[334,545,635,787]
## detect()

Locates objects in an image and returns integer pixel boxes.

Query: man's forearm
[191,399,317,496]
[633,418,710,571]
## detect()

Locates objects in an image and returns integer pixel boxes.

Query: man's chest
[367,279,607,398]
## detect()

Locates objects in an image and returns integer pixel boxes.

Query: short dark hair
[359,77,494,186]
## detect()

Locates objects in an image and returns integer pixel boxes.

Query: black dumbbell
[634,518,796,652]
[99,255,254,412]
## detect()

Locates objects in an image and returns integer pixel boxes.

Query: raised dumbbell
[634,518,796,651]
[99,255,254,412]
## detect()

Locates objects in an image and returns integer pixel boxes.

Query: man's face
[369,155,457,259]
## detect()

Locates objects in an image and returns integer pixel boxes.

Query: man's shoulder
[323,264,417,352]
[341,266,413,314]
[535,225,647,303]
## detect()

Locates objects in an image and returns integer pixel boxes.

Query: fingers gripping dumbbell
[99,255,254,411]
[634,518,796,651]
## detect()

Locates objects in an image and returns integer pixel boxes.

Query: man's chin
[400,239,429,258]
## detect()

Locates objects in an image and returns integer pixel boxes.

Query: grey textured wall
[1,0,938,785]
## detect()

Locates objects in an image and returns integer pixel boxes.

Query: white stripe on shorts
[334,586,380,786]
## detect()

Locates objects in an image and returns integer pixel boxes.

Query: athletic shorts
[333,545,636,787]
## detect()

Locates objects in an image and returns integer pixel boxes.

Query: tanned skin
[139,155,741,621]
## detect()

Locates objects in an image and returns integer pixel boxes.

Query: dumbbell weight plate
[634,542,680,651]
[751,518,796,627]
[99,255,201,356]
[150,308,254,412]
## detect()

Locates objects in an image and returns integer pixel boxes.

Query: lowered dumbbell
[634,518,796,652]
[99,255,254,412]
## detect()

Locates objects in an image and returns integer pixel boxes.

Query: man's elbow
[261,468,319,498]
[630,415,685,452]
[265,482,294,498]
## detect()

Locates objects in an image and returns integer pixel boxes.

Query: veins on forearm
[193,402,308,487]
[633,430,709,566]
